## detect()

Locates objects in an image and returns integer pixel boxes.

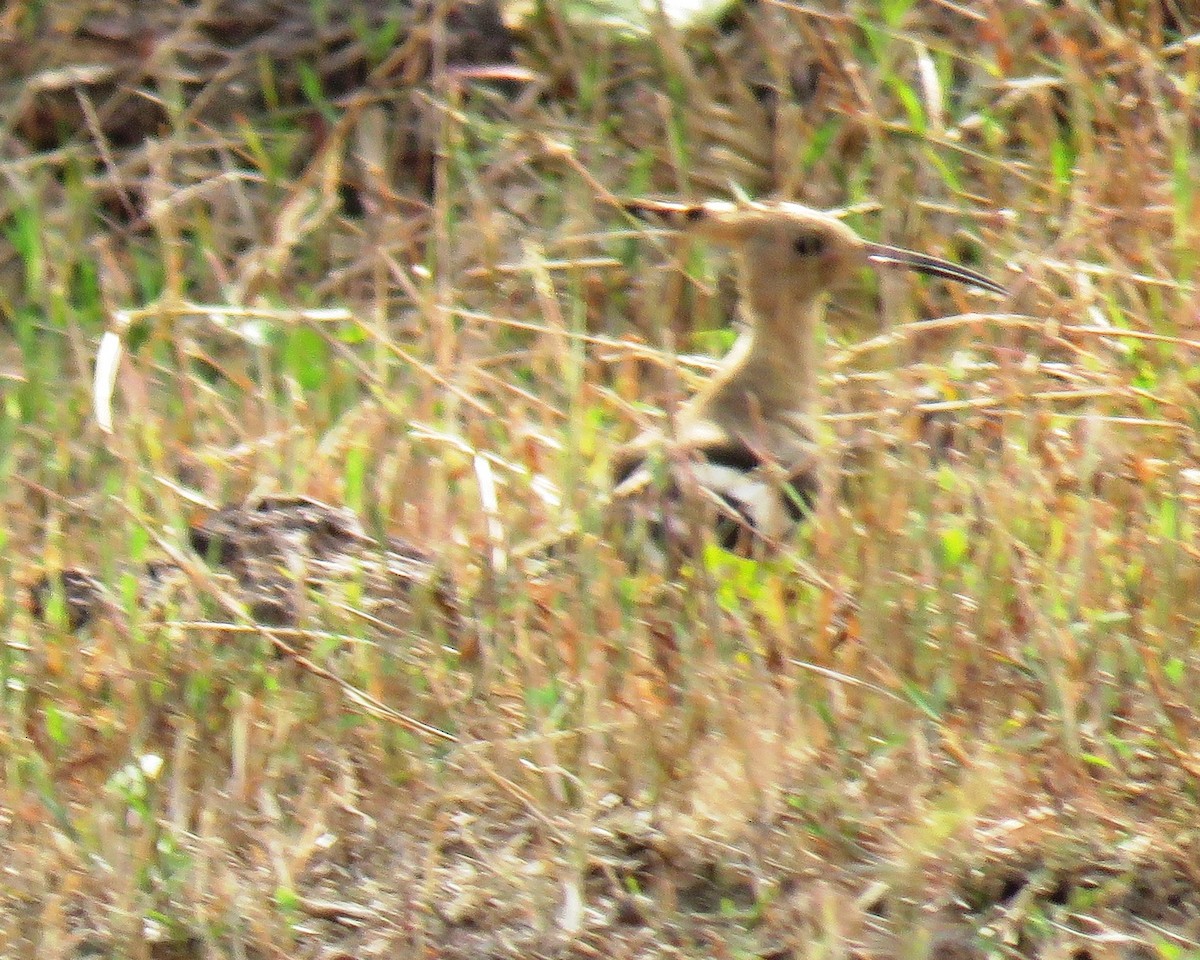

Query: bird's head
[621,198,1007,302]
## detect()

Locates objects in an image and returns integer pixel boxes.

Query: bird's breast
[612,429,817,556]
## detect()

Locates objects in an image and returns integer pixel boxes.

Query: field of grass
[4,1,1200,957]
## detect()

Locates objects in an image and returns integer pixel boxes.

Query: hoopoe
[611,199,1007,558]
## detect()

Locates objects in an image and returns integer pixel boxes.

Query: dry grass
[4,1,1200,957]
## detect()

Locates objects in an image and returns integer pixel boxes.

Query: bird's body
[611,199,1006,559]
[611,353,820,554]
[190,495,462,635]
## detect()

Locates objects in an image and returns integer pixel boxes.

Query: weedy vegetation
[3,1,1200,958]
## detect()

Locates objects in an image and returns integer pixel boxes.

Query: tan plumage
[612,199,1007,558]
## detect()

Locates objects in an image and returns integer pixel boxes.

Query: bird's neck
[690,282,823,433]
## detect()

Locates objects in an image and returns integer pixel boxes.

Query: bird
[189,494,464,641]
[28,561,184,632]
[609,198,1007,560]
[28,567,108,631]
[30,497,465,649]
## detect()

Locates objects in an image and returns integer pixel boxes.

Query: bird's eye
[793,232,826,257]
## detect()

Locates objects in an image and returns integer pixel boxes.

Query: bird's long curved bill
[865,243,1007,296]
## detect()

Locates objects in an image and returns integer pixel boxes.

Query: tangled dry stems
[4,1,1200,957]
